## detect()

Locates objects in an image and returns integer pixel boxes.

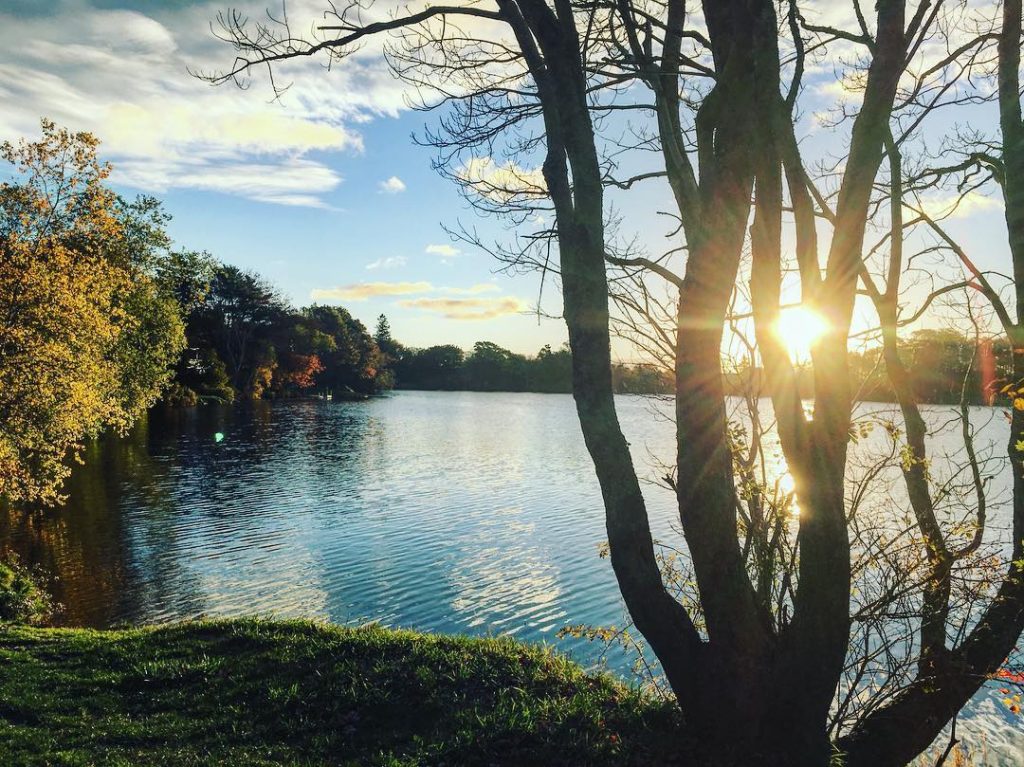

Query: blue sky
[0,0,569,353]
[1,0,1012,357]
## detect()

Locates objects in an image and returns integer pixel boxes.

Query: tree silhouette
[206,2,1024,763]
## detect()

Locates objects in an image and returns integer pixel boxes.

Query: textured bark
[669,2,781,746]
[497,0,707,716]
[609,1,909,760]
[499,3,1024,761]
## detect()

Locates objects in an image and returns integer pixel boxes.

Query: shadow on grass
[0,618,688,766]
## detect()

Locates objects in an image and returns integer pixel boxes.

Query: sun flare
[775,306,829,362]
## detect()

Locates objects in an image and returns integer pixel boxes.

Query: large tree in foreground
[209,1,1024,763]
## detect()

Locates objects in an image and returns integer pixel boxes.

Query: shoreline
[0,618,684,766]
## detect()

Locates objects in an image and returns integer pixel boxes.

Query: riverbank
[0,618,684,766]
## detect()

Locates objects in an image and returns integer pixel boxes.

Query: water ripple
[1,392,1021,759]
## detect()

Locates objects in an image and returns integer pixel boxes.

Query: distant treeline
[849,329,1011,406]
[390,341,671,394]
[723,329,1011,406]
[165,260,389,405]
[166,261,1011,405]
[397,330,1013,404]
[164,260,673,403]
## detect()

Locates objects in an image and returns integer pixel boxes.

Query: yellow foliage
[0,120,181,504]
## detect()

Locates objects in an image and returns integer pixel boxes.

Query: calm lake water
[1,391,1021,760]
[1,392,682,642]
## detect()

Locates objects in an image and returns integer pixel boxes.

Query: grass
[0,619,685,766]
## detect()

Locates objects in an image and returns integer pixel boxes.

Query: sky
[0,0,570,354]
[0,0,1013,358]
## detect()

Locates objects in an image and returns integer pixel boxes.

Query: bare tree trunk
[499,0,707,717]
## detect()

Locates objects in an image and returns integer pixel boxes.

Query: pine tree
[374,314,396,357]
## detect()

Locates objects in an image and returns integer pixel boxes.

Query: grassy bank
[0,619,684,766]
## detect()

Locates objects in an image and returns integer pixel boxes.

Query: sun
[775,306,829,363]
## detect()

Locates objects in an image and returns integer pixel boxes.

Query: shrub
[0,556,55,626]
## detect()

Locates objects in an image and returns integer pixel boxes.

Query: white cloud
[312,281,432,302]
[457,156,547,203]
[815,76,864,106]
[311,280,503,303]
[114,157,343,208]
[398,296,527,320]
[366,256,408,270]
[378,176,407,194]
[426,244,461,258]
[916,191,1002,221]
[0,2,412,208]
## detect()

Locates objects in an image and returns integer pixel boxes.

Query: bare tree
[203,1,1024,764]
[832,3,1024,763]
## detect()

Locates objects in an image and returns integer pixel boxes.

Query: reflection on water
[1,393,682,653]
[1,392,1021,759]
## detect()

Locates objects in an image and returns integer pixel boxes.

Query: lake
[1,391,1021,760]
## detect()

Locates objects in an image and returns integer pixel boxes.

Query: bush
[161,382,199,407]
[0,556,56,626]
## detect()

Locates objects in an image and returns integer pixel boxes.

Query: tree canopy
[0,121,185,505]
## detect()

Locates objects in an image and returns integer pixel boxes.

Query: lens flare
[775,306,829,363]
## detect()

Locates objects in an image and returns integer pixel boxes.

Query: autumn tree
[185,264,288,398]
[208,2,1024,764]
[0,121,185,504]
[301,304,386,394]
